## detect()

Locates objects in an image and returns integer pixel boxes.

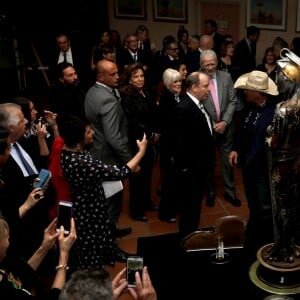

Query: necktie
[13,143,36,175]
[209,78,220,121]
[133,53,137,62]
[112,88,120,100]
[199,103,213,135]
[63,52,67,63]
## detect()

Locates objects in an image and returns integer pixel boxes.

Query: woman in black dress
[119,63,161,222]
[157,68,183,223]
[58,114,147,269]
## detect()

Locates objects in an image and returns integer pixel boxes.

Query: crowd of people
[0,18,299,298]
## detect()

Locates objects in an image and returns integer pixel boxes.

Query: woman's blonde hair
[162,68,182,89]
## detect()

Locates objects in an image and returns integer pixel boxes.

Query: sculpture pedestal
[249,244,300,295]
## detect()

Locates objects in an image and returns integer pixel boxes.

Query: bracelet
[55,264,69,271]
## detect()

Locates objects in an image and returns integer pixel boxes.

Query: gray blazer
[203,70,237,125]
[85,83,132,166]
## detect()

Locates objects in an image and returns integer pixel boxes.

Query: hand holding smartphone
[126,256,144,287]
[33,169,51,189]
[56,201,73,235]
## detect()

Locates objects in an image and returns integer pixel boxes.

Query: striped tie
[14,143,36,175]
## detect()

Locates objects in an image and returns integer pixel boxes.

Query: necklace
[0,269,31,295]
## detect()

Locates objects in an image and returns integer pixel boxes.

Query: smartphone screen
[126,256,143,287]
[56,201,73,235]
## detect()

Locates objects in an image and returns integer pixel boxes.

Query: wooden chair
[214,215,247,249]
[181,228,216,252]
[181,215,248,253]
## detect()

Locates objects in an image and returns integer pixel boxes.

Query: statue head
[276,48,300,94]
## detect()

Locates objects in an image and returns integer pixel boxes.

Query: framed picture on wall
[246,0,287,31]
[114,0,146,19]
[297,1,300,32]
[153,0,187,23]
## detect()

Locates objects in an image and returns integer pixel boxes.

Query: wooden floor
[106,158,249,299]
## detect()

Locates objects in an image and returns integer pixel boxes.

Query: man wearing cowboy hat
[229,70,278,259]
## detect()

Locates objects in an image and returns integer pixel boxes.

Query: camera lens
[34,193,41,200]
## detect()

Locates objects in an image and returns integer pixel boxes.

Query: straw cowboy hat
[234,70,279,96]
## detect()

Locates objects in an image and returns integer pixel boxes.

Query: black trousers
[177,170,206,236]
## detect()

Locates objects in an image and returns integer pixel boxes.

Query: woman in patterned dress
[57,114,147,270]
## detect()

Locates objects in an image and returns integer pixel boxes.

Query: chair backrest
[181,228,216,252]
[214,215,247,249]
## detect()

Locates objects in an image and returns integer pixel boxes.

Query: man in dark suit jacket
[232,26,260,80]
[47,32,92,90]
[171,71,215,236]
[118,33,148,74]
[230,70,278,259]
[48,62,86,120]
[0,103,49,260]
[204,19,225,54]
[85,59,133,261]
[200,49,241,208]
[187,34,213,73]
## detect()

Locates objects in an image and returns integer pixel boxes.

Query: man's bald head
[96,59,119,88]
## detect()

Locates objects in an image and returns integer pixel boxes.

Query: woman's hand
[25,188,44,209]
[136,134,148,155]
[44,110,57,127]
[58,217,77,254]
[41,218,60,251]
[112,267,128,299]
[36,121,48,139]
[128,266,157,300]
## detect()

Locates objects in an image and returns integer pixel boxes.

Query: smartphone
[33,169,51,189]
[126,256,144,287]
[56,201,73,235]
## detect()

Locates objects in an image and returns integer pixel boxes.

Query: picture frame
[114,0,146,19]
[246,0,287,31]
[152,0,187,23]
[297,1,300,32]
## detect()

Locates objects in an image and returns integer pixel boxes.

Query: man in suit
[200,49,241,208]
[187,34,213,73]
[232,26,260,79]
[155,38,183,87]
[48,62,86,120]
[232,26,260,126]
[0,103,49,260]
[85,59,133,262]
[172,71,215,236]
[48,32,92,90]
[135,24,154,61]
[119,33,148,74]
[204,19,225,54]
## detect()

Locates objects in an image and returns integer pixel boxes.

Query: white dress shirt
[58,48,73,65]
[10,142,38,176]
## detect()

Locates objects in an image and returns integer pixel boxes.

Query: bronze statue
[264,48,300,266]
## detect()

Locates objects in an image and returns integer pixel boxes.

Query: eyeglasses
[169,48,179,51]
